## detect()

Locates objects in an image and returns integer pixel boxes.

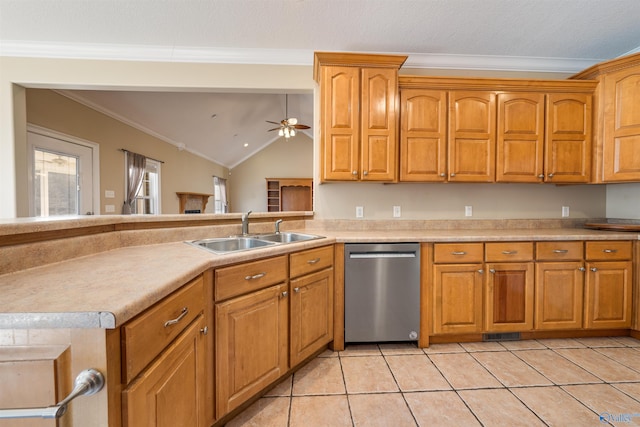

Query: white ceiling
[2,0,640,168]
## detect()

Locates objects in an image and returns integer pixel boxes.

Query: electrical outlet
[393,206,401,218]
[562,206,570,217]
[105,204,115,213]
[356,206,364,218]
[465,205,473,217]
[104,190,115,198]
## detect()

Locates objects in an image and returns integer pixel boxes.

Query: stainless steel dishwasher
[344,243,420,343]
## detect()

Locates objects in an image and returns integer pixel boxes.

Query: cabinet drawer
[290,245,334,279]
[434,243,483,263]
[215,255,288,301]
[485,242,533,261]
[585,241,632,261]
[122,274,205,384]
[536,241,584,261]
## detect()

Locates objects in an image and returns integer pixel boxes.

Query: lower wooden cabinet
[215,283,289,416]
[290,268,334,366]
[485,262,534,331]
[584,261,633,328]
[535,262,585,330]
[433,263,484,334]
[123,314,208,427]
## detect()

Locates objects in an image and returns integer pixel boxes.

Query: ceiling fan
[266,94,310,139]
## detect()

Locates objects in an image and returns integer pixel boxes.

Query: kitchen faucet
[275,219,283,234]
[241,210,252,235]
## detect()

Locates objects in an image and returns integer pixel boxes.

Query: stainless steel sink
[255,232,323,243]
[189,237,276,254]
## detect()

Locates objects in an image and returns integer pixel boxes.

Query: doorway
[27,126,100,217]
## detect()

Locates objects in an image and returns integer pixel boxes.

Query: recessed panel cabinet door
[400,89,447,181]
[496,93,545,182]
[485,262,534,331]
[361,67,398,181]
[584,261,632,328]
[433,263,484,334]
[535,262,585,330]
[603,69,640,181]
[215,283,289,416]
[320,66,360,181]
[448,91,496,182]
[545,93,592,183]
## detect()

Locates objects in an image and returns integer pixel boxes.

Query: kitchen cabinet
[449,91,496,182]
[314,52,407,182]
[289,245,334,366]
[400,89,448,181]
[265,178,313,212]
[432,243,484,334]
[485,242,534,332]
[572,52,640,182]
[534,241,585,330]
[214,256,289,416]
[398,76,596,184]
[121,274,209,427]
[584,241,633,328]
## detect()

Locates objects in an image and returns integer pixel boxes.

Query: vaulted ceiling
[2,0,639,168]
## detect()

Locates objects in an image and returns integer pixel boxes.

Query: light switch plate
[393,206,401,218]
[562,206,570,217]
[105,190,115,198]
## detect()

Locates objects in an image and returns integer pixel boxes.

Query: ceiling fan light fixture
[288,117,298,125]
[290,128,296,137]
[278,128,284,136]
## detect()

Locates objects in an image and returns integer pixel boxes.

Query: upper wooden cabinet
[399,76,596,183]
[572,52,640,182]
[314,52,407,182]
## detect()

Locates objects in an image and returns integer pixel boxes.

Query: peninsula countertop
[1,226,637,330]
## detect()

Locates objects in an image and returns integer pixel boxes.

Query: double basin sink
[188,232,323,254]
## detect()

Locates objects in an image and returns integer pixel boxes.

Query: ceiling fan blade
[266,120,282,125]
[267,127,282,132]
[293,124,311,130]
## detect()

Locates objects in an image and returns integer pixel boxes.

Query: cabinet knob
[363,170,368,176]
[200,326,208,335]
[450,173,456,177]
[538,174,545,179]
[590,267,598,272]
[440,173,446,177]
[548,173,555,178]
[478,269,484,274]
[489,269,496,274]
[281,291,288,298]
[579,267,586,272]
[352,170,358,176]
[294,287,301,293]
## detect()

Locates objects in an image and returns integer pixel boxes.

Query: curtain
[214,176,228,213]
[122,152,146,214]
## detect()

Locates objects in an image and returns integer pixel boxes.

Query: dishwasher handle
[349,252,417,259]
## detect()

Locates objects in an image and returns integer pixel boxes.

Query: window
[132,159,161,214]
[213,176,228,213]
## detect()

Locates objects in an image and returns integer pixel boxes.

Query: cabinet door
[215,283,289,416]
[320,65,360,181]
[290,268,334,366]
[535,262,585,330]
[486,262,534,331]
[448,91,496,182]
[584,261,632,328]
[433,264,484,334]
[360,67,398,181]
[602,68,640,181]
[545,93,592,183]
[123,314,207,427]
[496,92,545,183]
[400,89,447,181]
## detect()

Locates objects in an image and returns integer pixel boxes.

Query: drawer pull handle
[451,251,466,255]
[245,272,266,280]
[603,249,618,253]
[502,250,518,255]
[307,258,321,265]
[294,287,301,293]
[164,307,188,328]
[553,249,569,254]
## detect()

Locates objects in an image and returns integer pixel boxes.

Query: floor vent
[483,332,521,342]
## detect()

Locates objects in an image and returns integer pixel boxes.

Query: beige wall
[229,132,313,212]
[25,89,228,215]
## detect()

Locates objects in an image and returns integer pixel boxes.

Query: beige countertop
[0,227,637,330]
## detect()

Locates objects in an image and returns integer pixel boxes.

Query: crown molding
[1,41,607,73]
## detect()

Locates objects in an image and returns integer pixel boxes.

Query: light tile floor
[225,337,640,426]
